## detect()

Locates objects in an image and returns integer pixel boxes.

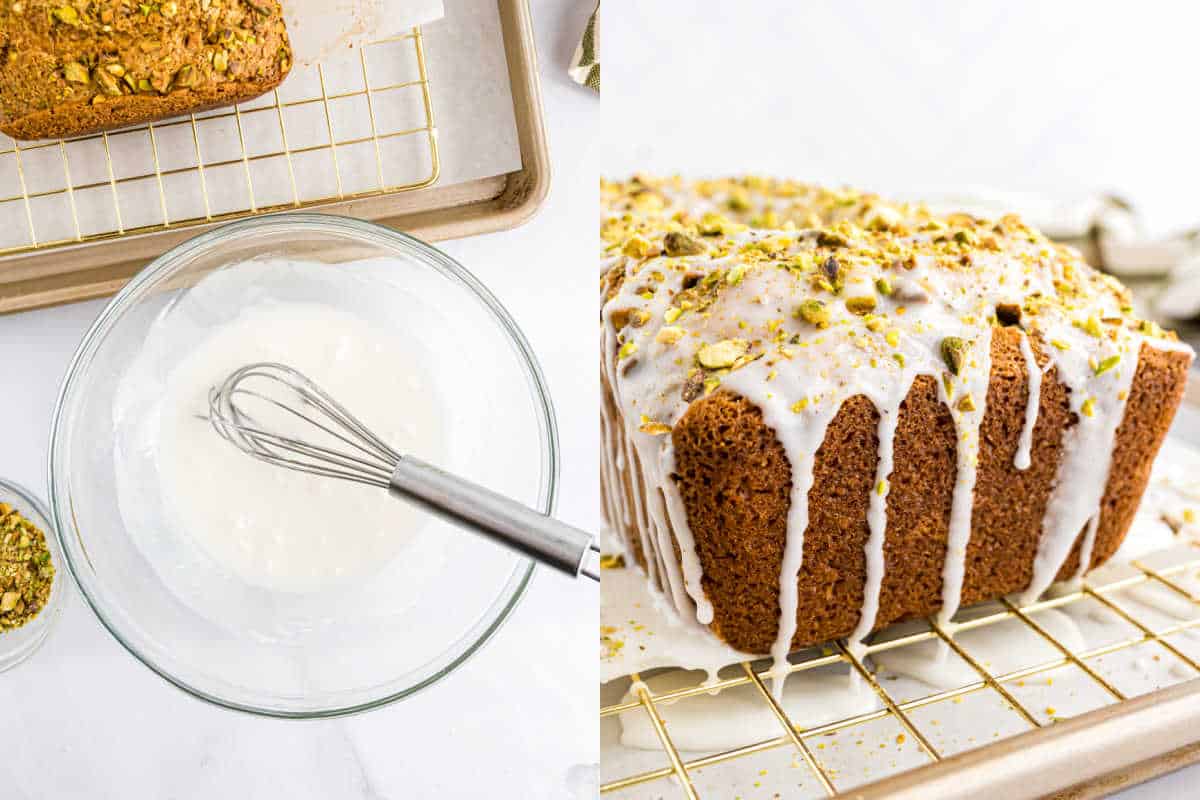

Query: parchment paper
[283,0,443,66]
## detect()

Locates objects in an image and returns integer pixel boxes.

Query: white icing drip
[744,393,838,698]
[936,326,993,626]
[1014,330,1042,470]
[602,298,712,622]
[641,449,692,617]
[659,442,714,624]
[1020,340,1142,605]
[848,378,914,646]
[598,396,626,528]
[601,322,658,588]
[601,556,748,686]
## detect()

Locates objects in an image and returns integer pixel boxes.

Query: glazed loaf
[0,0,292,140]
[600,177,1192,663]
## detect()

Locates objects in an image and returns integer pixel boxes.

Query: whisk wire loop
[207,362,400,489]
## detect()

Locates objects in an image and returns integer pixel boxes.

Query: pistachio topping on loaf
[0,0,292,139]
[599,176,1193,695]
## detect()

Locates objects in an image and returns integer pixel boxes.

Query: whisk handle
[389,456,598,581]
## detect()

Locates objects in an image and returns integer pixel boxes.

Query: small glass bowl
[49,214,557,717]
[0,478,66,673]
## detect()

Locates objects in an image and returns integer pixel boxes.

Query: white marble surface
[0,1,598,797]
[603,2,1199,797]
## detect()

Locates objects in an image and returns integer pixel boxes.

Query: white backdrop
[605,1,1200,237]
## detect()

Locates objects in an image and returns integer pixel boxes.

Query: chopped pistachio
[885,329,900,347]
[172,64,195,89]
[698,212,732,236]
[663,306,682,324]
[63,61,89,84]
[1139,319,1164,337]
[892,352,906,367]
[875,277,893,296]
[1075,315,1103,338]
[663,231,706,257]
[791,397,809,413]
[864,316,886,333]
[845,294,877,315]
[702,375,721,396]
[730,351,763,371]
[795,299,830,328]
[820,256,843,291]
[957,393,976,412]
[50,5,78,24]
[618,340,638,360]
[876,479,888,495]
[0,503,55,632]
[726,264,746,286]
[1081,397,1096,418]
[867,206,901,231]
[817,230,849,248]
[95,69,122,96]
[1051,339,1070,351]
[1093,354,1120,376]
[696,339,749,369]
[622,235,655,259]
[940,336,968,376]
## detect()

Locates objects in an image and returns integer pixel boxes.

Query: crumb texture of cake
[0,0,292,140]
[599,176,1193,686]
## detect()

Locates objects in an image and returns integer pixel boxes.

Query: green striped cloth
[570,3,599,92]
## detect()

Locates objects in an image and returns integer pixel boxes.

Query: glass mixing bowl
[49,214,556,717]
[0,478,67,673]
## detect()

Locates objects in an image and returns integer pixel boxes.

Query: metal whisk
[207,362,600,581]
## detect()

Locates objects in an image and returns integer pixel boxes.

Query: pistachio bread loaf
[0,0,292,140]
[600,176,1192,670]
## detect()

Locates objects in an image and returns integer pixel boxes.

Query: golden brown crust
[0,0,291,140]
[605,328,1190,654]
[0,78,283,139]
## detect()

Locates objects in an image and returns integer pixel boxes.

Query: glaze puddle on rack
[600,431,1200,798]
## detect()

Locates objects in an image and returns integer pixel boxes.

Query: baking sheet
[0,0,542,313]
[424,0,522,185]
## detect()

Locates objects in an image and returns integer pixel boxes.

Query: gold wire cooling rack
[601,544,1200,799]
[0,28,438,258]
